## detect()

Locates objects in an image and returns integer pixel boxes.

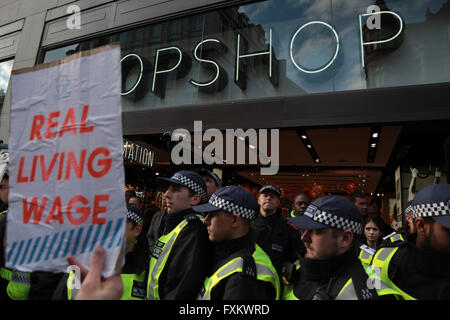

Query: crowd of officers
[1,165,450,300]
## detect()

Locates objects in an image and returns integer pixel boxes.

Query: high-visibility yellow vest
[359,245,376,265]
[121,271,146,300]
[0,267,31,300]
[370,247,416,300]
[198,243,280,300]
[282,259,402,300]
[67,270,147,300]
[147,214,204,300]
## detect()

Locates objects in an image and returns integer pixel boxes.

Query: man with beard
[370,184,450,299]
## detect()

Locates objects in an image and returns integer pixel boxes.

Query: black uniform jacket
[207,231,276,300]
[384,233,450,299]
[251,210,305,275]
[291,248,366,300]
[148,208,213,300]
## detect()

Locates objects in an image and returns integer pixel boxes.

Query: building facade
[1,0,449,226]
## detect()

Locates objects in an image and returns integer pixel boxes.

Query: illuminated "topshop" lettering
[121,11,403,99]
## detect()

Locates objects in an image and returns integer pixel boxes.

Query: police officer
[199,170,221,200]
[283,195,396,300]
[251,185,304,278]
[193,186,280,300]
[146,170,213,300]
[57,204,149,300]
[370,184,450,299]
[0,146,32,300]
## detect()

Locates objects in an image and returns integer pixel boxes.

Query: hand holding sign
[68,246,123,300]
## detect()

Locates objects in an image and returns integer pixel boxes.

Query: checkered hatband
[412,201,450,219]
[305,205,363,235]
[404,204,413,215]
[209,194,256,220]
[127,210,144,225]
[172,173,207,201]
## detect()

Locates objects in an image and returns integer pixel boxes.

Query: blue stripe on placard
[100,220,113,247]
[81,225,94,254]
[108,218,124,249]
[7,242,17,263]
[89,224,104,252]
[63,229,75,258]
[45,233,59,261]
[13,241,25,266]
[36,235,49,263]
[28,237,41,264]
[116,232,123,247]
[20,238,33,265]
[72,227,84,255]
[53,231,66,259]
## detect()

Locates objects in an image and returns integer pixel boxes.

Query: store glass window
[41,0,450,111]
[0,59,14,109]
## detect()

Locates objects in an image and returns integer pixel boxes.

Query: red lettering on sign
[65,150,86,180]
[17,157,29,183]
[45,197,64,224]
[29,105,94,141]
[87,148,112,178]
[30,114,45,141]
[45,111,60,139]
[59,108,77,138]
[23,197,48,224]
[22,194,109,225]
[67,195,90,225]
[80,105,94,133]
[92,194,109,225]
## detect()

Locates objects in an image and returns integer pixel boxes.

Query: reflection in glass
[41,0,450,111]
[0,59,14,109]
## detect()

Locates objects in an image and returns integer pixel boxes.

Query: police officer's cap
[404,200,414,215]
[199,170,222,187]
[193,185,258,220]
[411,184,450,229]
[158,170,208,202]
[287,195,363,235]
[126,203,144,225]
[259,185,281,197]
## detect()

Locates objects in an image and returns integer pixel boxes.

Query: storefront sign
[121,10,403,100]
[7,44,125,277]
[123,138,155,167]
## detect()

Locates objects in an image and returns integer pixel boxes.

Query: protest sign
[6,44,126,277]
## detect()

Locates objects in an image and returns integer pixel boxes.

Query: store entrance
[124,119,450,233]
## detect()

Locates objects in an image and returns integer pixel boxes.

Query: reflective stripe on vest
[389,233,404,242]
[359,246,375,265]
[147,215,203,300]
[198,244,280,300]
[121,271,147,300]
[0,267,30,300]
[282,260,398,300]
[371,247,416,300]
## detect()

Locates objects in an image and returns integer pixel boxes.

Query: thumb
[85,246,106,283]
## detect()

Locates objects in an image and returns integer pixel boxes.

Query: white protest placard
[6,44,126,277]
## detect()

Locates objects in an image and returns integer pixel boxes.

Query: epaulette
[379,232,408,248]
[359,244,376,256]
[183,213,202,224]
